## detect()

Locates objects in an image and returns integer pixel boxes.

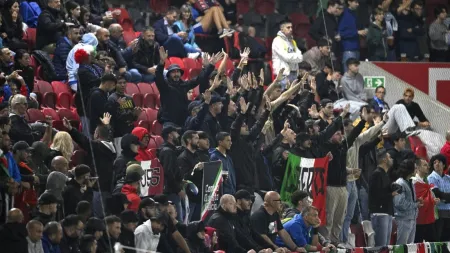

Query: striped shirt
[427,171,450,211]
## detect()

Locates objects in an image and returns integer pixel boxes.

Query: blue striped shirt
[428,171,450,211]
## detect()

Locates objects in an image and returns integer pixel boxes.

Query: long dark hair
[180,4,194,27]
[2,0,22,26]
[79,6,90,26]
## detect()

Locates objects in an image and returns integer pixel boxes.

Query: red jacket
[121,184,140,212]
[131,127,155,161]
[441,141,450,173]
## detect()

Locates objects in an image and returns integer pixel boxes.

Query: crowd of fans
[0,0,448,253]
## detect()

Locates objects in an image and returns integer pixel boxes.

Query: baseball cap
[124,171,142,184]
[153,194,170,205]
[12,141,34,153]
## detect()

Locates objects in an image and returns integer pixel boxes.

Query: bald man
[51,156,69,174]
[250,191,305,253]
[96,28,128,77]
[0,208,28,253]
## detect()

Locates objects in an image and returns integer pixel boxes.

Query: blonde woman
[45,131,74,168]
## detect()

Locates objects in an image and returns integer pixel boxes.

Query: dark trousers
[435,217,450,241]
[430,49,448,62]
[415,222,437,243]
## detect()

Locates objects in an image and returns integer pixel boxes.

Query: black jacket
[207,207,247,253]
[106,93,137,138]
[62,179,94,216]
[159,142,183,194]
[97,40,127,68]
[155,63,214,126]
[315,71,339,102]
[177,148,203,203]
[32,211,55,226]
[0,222,28,253]
[14,62,35,92]
[68,127,116,192]
[36,7,66,49]
[9,113,38,145]
[186,221,211,253]
[131,37,160,73]
[88,87,108,134]
[75,64,103,116]
[358,135,381,190]
[324,119,365,187]
[60,233,81,253]
[397,12,425,60]
[201,111,222,148]
[369,167,394,215]
[234,208,271,252]
[112,135,138,185]
[119,227,136,253]
[271,142,292,188]
[309,9,339,55]
[96,233,118,253]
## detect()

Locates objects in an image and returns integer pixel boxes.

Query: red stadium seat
[215,58,234,72]
[27,108,46,122]
[151,120,162,135]
[145,108,158,123]
[132,93,143,107]
[143,94,156,109]
[255,0,275,15]
[57,92,72,109]
[168,57,185,69]
[51,81,71,95]
[236,0,250,15]
[35,80,54,93]
[24,28,36,50]
[150,83,159,96]
[189,68,201,80]
[289,13,310,25]
[183,58,197,70]
[147,137,158,149]
[42,92,57,109]
[57,108,80,129]
[152,135,163,147]
[125,83,140,96]
[137,120,151,132]
[137,82,154,95]
[42,108,60,120]
[123,30,137,45]
[150,0,169,14]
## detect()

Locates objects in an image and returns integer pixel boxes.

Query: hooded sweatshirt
[271,31,303,75]
[186,221,209,253]
[121,184,140,212]
[131,127,154,161]
[66,33,99,91]
[113,134,139,185]
[134,219,161,252]
[340,72,366,102]
[45,171,68,201]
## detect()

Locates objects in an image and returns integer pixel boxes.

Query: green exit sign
[364,76,385,88]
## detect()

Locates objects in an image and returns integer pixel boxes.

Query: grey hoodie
[340,72,366,102]
[45,171,68,201]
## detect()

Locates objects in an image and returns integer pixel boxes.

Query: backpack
[20,1,41,28]
[32,50,57,82]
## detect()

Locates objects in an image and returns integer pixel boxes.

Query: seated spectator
[65,1,81,27]
[121,172,142,212]
[76,201,92,223]
[78,6,101,34]
[9,95,36,145]
[302,38,331,75]
[36,0,67,53]
[33,192,58,226]
[53,25,81,81]
[174,5,202,54]
[13,50,34,92]
[62,165,95,215]
[0,47,14,74]
[315,61,341,102]
[60,215,84,253]
[0,208,28,253]
[396,88,430,129]
[367,86,390,114]
[282,190,310,219]
[84,217,105,240]
[397,1,425,61]
[134,212,166,252]
[109,24,135,65]
[97,216,122,253]
[79,234,97,253]
[131,127,153,161]
[429,5,448,62]
[190,0,235,38]
[251,191,305,252]
[0,0,28,51]
[130,27,160,83]
[42,222,63,253]
[367,8,388,61]
[119,210,139,253]
[27,219,44,253]
[67,32,99,91]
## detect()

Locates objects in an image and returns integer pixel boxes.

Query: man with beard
[131,27,160,83]
[137,197,158,225]
[33,192,58,226]
[177,130,203,221]
[60,214,84,253]
[62,165,96,216]
[119,210,139,253]
[134,211,167,252]
[234,190,273,252]
[158,126,183,222]
[155,46,221,128]
[95,28,127,76]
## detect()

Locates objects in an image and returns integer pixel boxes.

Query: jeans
[342,50,360,72]
[164,35,187,58]
[358,187,370,221]
[167,193,184,222]
[80,116,92,140]
[128,68,155,83]
[93,191,111,219]
[396,219,416,244]
[184,43,201,53]
[371,214,393,246]
[341,181,358,243]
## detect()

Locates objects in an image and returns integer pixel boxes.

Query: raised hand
[63,117,72,131]
[275,68,285,82]
[259,68,264,86]
[210,51,225,65]
[308,104,319,118]
[239,97,248,114]
[203,89,212,104]
[159,46,168,64]
[100,112,111,125]
[240,47,251,58]
[310,77,317,92]
[226,76,233,92]
[240,74,249,91]
[44,115,53,127]
[264,94,272,111]
[341,103,350,116]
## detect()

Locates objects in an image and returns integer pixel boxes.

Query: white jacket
[134,220,160,252]
[271,31,303,75]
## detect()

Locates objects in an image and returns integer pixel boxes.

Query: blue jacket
[42,234,61,253]
[393,177,419,220]
[5,152,21,183]
[153,18,181,45]
[53,37,73,81]
[174,21,199,49]
[275,214,313,247]
[338,8,360,51]
[210,148,236,194]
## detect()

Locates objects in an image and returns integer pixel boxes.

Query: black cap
[150,211,168,226]
[235,190,255,201]
[74,165,91,178]
[210,96,225,104]
[161,125,180,139]
[85,217,106,232]
[38,192,59,205]
[153,194,170,205]
[139,197,158,209]
[296,132,311,143]
[12,141,33,153]
[120,210,139,224]
[124,171,142,184]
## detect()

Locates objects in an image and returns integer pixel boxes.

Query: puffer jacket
[271,31,303,75]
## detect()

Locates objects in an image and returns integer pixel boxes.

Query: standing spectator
[153,7,191,58]
[387,133,410,182]
[397,1,426,61]
[412,157,438,243]
[112,134,139,186]
[429,6,449,62]
[272,124,297,191]
[137,198,158,225]
[36,0,66,52]
[393,159,422,244]
[338,0,366,72]
[396,88,430,129]
[107,74,139,155]
[87,74,117,134]
[210,132,236,195]
[134,212,166,252]
[309,0,342,58]
[250,191,303,252]
[121,172,142,212]
[0,0,28,51]
[201,95,225,148]
[159,125,184,222]
[131,127,154,162]
[76,201,91,224]
[97,216,122,253]
[174,5,202,54]
[302,38,331,75]
[53,26,81,81]
[60,215,83,253]
[42,222,63,253]
[272,21,303,89]
[131,27,160,83]
[367,8,388,61]
[62,165,95,216]
[0,208,28,253]
[33,192,58,226]
[119,210,139,253]
[369,149,396,246]
[315,61,341,102]
[14,50,35,93]
[427,154,450,241]
[65,1,81,26]
[27,220,44,253]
